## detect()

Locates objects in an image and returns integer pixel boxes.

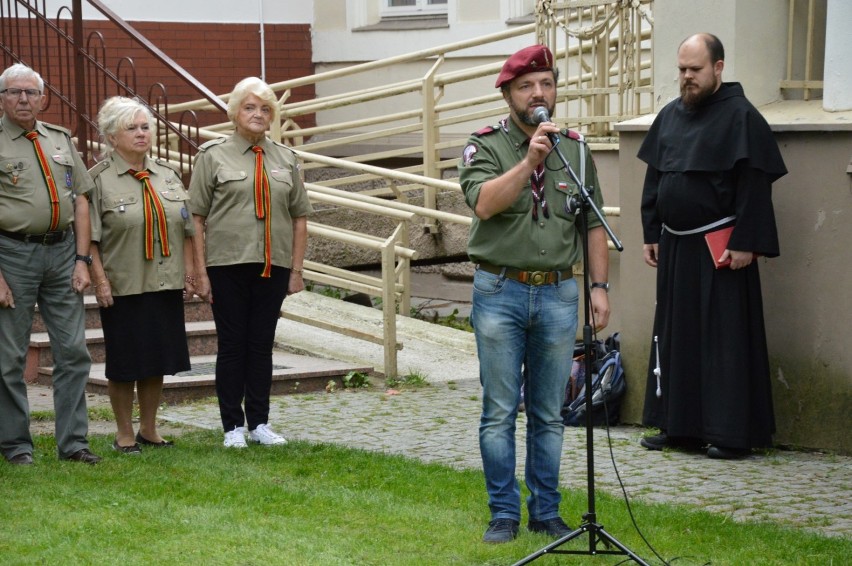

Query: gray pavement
[24,290,852,540]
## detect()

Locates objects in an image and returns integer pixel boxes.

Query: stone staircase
[28,293,372,404]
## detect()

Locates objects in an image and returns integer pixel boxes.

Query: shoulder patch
[562,128,584,142]
[272,140,299,158]
[197,137,228,152]
[473,125,499,137]
[88,159,111,179]
[154,158,183,176]
[41,122,72,137]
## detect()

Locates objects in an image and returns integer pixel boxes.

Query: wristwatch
[75,254,93,266]
[590,282,610,292]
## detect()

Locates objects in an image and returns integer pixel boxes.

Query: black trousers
[207,263,289,432]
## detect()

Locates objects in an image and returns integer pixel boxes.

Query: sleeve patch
[462,143,478,167]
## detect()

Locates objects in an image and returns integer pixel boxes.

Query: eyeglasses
[0,88,42,98]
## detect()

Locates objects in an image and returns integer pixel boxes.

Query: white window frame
[382,0,448,18]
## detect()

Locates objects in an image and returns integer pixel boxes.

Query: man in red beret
[460,45,611,543]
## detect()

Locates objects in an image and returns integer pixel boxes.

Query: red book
[704,226,757,269]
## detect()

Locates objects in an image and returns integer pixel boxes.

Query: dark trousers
[207,264,289,432]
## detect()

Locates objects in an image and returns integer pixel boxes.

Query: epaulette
[197,137,228,152]
[472,125,500,137]
[155,158,183,176]
[41,122,72,137]
[271,139,298,156]
[88,159,111,179]
[562,129,585,142]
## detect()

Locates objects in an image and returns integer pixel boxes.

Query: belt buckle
[529,271,547,285]
[40,231,61,245]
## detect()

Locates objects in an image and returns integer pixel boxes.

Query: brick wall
[3,19,315,131]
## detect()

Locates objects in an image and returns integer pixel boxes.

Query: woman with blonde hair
[88,96,197,453]
[190,77,312,448]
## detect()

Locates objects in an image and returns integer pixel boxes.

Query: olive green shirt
[459,117,604,271]
[89,154,194,296]
[0,115,94,233]
[189,134,313,268]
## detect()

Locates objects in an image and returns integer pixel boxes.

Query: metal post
[72,0,89,164]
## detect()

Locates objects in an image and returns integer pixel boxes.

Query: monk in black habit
[638,33,787,460]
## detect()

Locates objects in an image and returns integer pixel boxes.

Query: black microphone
[532,107,559,146]
[533,106,551,124]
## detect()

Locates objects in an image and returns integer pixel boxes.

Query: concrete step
[31,295,213,333]
[34,352,373,404]
[26,320,219,382]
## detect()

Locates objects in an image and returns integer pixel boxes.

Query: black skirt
[99,290,191,382]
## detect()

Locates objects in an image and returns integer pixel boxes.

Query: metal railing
[0,0,226,177]
[162,0,655,203]
[781,0,826,100]
[1,0,639,378]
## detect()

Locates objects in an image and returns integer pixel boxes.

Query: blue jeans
[472,268,578,522]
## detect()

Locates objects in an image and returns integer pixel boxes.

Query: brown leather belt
[477,262,572,286]
[0,228,68,245]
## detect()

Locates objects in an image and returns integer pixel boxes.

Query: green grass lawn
[1,430,848,565]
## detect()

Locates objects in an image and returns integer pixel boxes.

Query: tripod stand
[513,135,649,566]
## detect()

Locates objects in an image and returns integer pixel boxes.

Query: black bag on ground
[562,333,626,427]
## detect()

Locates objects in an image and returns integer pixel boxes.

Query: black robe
[638,83,787,450]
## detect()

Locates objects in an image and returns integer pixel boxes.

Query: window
[383,0,448,17]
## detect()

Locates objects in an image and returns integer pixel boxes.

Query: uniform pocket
[216,169,248,184]
[101,192,142,228]
[0,157,34,194]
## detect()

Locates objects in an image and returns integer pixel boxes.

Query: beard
[680,78,718,110]
[509,99,555,127]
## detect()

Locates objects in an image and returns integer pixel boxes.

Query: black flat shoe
[112,440,142,455]
[707,445,749,460]
[136,432,174,447]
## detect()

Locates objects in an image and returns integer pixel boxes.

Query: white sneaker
[249,423,287,446]
[223,426,248,448]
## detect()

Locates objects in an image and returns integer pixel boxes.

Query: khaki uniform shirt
[459,117,604,271]
[189,134,313,268]
[0,115,94,233]
[89,154,194,296]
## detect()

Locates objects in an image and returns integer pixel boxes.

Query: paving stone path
[159,378,851,540]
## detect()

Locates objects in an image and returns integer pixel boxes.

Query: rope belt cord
[662,215,736,236]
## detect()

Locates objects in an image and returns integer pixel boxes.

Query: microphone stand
[512,136,648,566]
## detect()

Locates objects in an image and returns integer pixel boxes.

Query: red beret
[495,45,555,88]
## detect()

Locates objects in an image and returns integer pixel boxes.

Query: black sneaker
[482,519,519,543]
[527,517,572,538]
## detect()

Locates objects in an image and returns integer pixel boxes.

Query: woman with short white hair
[190,77,313,448]
[88,96,197,453]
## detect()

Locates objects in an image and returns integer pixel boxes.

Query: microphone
[533,106,551,124]
[532,107,559,146]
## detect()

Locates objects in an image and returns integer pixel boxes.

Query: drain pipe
[258,0,266,81]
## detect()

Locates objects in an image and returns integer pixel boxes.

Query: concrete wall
[652,0,789,109]
[617,116,852,455]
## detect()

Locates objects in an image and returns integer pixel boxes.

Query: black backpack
[562,333,626,427]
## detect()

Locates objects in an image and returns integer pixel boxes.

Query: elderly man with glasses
[0,63,101,466]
